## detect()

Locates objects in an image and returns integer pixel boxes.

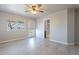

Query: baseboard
[50,39,74,45]
[68,43,75,45]
[75,42,79,45]
[0,37,27,44]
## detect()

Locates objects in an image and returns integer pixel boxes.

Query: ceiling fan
[24,4,44,14]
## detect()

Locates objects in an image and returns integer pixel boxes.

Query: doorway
[44,19,50,39]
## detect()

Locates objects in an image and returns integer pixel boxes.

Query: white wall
[0,12,35,43]
[50,9,68,44]
[36,18,44,39]
[36,8,75,45]
[75,9,79,44]
[67,8,75,44]
[36,9,68,42]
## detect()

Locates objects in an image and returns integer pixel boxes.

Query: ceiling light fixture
[24,4,44,14]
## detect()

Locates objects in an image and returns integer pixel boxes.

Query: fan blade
[38,4,42,8]
[24,4,31,8]
[24,10,29,12]
[39,10,44,13]
[27,5,31,8]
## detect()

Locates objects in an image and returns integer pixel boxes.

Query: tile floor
[0,38,79,55]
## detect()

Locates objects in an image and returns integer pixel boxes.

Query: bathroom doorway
[44,19,50,39]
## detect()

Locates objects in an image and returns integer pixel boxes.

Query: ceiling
[0,4,79,19]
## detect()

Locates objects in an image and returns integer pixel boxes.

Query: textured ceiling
[0,4,79,19]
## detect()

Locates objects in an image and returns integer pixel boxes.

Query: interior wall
[36,9,68,43]
[36,18,44,39]
[67,8,75,44]
[36,8,75,45]
[75,9,79,44]
[0,12,35,43]
[50,9,68,44]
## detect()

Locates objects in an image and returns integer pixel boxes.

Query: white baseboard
[50,39,74,45]
[0,37,26,44]
[68,43,75,45]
